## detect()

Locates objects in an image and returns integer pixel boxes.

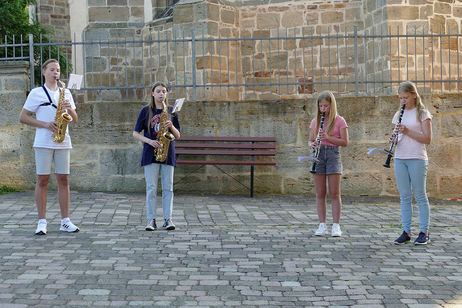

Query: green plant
[0,0,72,85]
[0,186,18,194]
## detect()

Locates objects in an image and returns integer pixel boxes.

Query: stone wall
[129,0,462,102]
[1,62,461,198]
[83,0,147,103]
[0,62,35,189]
[32,0,462,100]
[36,0,71,41]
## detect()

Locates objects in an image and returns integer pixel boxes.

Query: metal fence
[1,25,461,100]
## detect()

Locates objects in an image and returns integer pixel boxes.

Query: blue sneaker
[162,219,175,231]
[414,232,430,245]
[394,231,411,245]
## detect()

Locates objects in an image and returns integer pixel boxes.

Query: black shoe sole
[35,231,46,235]
[166,226,175,231]
[145,227,156,231]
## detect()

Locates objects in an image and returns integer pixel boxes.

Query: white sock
[61,217,70,224]
[38,219,47,225]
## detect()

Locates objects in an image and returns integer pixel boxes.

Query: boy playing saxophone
[19,59,80,235]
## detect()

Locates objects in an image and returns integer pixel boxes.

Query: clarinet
[310,112,326,174]
[383,104,405,168]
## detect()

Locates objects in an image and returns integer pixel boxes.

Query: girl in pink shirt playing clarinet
[309,91,349,237]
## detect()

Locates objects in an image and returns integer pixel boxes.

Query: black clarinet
[384,104,405,168]
[310,112,325,174]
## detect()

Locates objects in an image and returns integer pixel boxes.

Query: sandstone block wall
[36,0,71,41]
[34,0,462,102]
[0,62,36,188]
[1,62,461,198]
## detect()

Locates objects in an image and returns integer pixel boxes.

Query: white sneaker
[314,223,327,236]
[60,220,80,233]
[331,223,342,237]
[35,220,47,235]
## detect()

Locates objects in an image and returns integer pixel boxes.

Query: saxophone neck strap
[40,85,57,109]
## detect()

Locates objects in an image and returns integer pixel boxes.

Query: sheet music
[298,156,317,162]
[367,148,388,156]
[67,74,83,90]
[172,98,185,113]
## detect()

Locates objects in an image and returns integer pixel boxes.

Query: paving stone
[0,192,461,307]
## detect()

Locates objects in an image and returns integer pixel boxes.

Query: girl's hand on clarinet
[388,134,395,144]
[309,141,317,150]
[397,124,407,135]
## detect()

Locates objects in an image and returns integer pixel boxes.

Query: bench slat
[179,136,276,142]
[175,142,276,150]
[177,160,276,166]
[176,149,276,156]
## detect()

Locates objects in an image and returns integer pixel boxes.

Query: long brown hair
[316,91,338,135]
[147,82,169,133]
[398,81,427,121]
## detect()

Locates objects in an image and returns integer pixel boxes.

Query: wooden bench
[175,136,277,197]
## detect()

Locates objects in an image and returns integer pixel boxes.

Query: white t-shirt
[392,107,432,160]
[23,85,76,149]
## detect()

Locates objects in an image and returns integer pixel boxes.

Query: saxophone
[52,79,73,143]
[154,101,175,162]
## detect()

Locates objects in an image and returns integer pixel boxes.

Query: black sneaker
[162,219,175,231]
[414,232,430,245]
[394,231,411,245]
[145,219,157,231]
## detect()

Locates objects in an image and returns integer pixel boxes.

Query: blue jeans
[144,163,174,220]
[394,159,430,234]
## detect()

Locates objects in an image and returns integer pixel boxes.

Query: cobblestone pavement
[0,191,461,308]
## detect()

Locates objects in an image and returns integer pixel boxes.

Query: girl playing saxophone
[133,82,181,231]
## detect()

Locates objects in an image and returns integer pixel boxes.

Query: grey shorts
[34,148,70,175]
[312,145,342,175]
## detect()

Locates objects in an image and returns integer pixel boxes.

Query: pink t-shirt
[310,115,348,146]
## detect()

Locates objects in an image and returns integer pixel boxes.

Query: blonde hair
[316,91,338,135]
[398,81,427,121]
[147,82,169,134]
[42,59,59,70]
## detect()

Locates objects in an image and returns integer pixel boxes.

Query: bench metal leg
[177,164,257,197]
[174,165,206,185]
[250,165,254,198]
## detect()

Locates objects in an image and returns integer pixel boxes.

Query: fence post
[354,26,358,96]
[191,29,196,101]
[28,34,34,88]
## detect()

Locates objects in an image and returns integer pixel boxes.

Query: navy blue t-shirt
[134,105,180,167]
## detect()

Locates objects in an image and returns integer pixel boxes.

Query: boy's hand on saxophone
[44,121,58,132]
[62,100,72,110]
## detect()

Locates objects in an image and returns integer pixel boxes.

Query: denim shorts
[312,145,342,175]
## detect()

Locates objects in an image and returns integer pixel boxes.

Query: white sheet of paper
[172,98,185,113]
[367,148,388,156]
[298,156,317,162]
[67,74,83,90]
